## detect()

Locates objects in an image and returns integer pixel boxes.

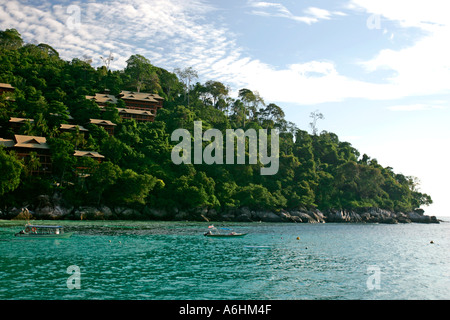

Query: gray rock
[406,212,439,224]
[289,211,316,223]
[75,206,105,220]
[120,208,142,218]
[326,210,350,222]
[310,210,326,223]
[279,211,294,222]
[142,207,169,219]
[348,211,363,223]
[174,210,189,220]
[98,206,113,219]
[251,211,282,222]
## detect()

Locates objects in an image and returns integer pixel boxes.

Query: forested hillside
[0,29,432,219]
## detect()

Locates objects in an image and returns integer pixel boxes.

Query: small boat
[204,225,247,238]
[15,224,73,239]
[204,232,247,238]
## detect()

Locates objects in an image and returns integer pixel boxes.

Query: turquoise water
[0,219,449,300]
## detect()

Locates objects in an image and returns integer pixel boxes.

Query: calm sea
[0,219,449,300]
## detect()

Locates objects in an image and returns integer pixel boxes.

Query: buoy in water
[296,237,300,240]
[430,240,434,244]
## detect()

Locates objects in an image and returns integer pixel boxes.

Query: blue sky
[1,0,449,216]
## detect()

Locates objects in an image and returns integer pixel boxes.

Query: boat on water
[204,232,247,238]
[15,224,73,239]
[204,225,247,238]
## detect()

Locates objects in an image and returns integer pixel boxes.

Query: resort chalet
[9,117,34,133]
[0,135,52,175]
[73,150,105,177]
[116,107,156,122]
[0,83,15,95]
[86,90,164,123]
[88,119,116,136]
[85,92,118,106]
[59,124,89,134]
[118,90,164,111]
[74,150,105,162]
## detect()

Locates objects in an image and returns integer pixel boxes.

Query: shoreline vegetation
[0,29,436,224]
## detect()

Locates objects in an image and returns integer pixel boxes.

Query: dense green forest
[0,29,432,217]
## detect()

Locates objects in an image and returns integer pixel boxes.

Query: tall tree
[309,110,325,135]
[260,103,285,128]
[238,89,254,127]
[0,28,23,50]
[159,68,181,101]
[204,80,229,107]
[125,54,160,93]
[0,148,23,195]
[175,67,198,107]
[238,88,265,125]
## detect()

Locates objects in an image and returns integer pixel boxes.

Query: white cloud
[387,104,447,112]
[246,1,344,25]
[349,0,449,30]
[353,0,450,97]
[304,7,332,20]
[247,1,316,24]
[209,56,392,105]
[0,0,231,73]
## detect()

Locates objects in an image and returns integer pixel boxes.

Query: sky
[1,0,449,217]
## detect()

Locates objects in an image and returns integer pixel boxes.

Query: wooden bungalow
[86,90,164,123]
[74,150,105,162]
[59,124,89,135]
[0,138,15,148]
[85,92,118,106]
[0,83,15,95]
[88,119,116,136]
[9,117,34,133]
[116,108,156,122]
[118,90,163,111]
[73,150,105,177]
[10,135,52,175]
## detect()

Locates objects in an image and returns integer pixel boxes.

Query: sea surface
[0,219,449,300]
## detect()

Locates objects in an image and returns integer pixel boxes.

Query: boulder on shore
[4,194,439,224]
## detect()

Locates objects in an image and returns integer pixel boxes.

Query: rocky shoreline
[1,194,440,224]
